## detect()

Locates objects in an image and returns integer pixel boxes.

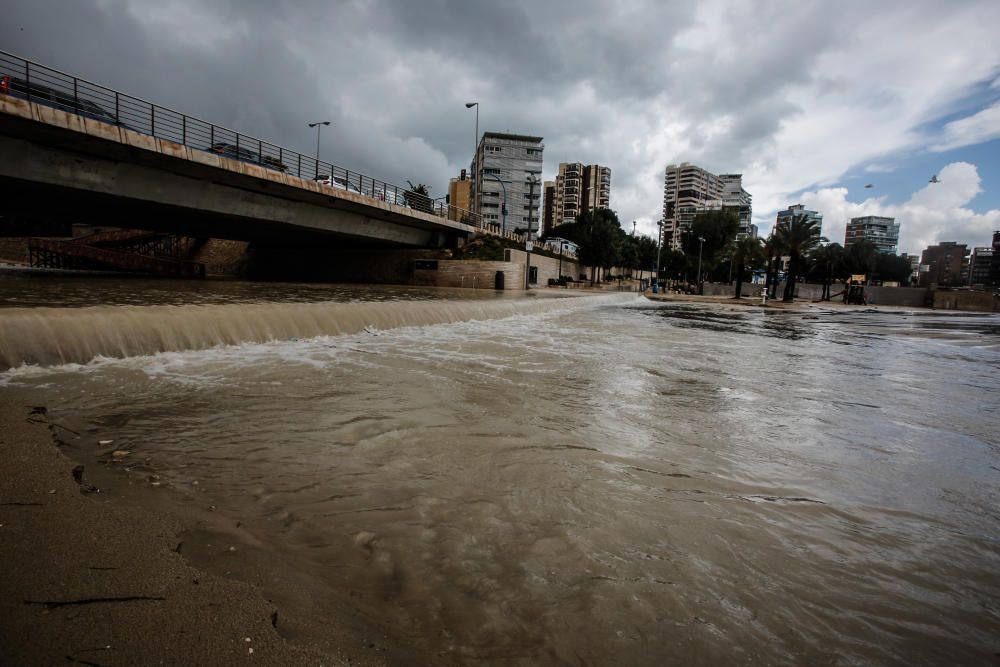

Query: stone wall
[409,250,583,291]
[933,290,1000,312]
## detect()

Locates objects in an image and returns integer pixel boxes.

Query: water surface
[2,282,998,665]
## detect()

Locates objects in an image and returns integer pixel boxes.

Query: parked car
[3,76,118,125]
[366,186,407,206]
[207,142,287,173]
[315,174,363,195]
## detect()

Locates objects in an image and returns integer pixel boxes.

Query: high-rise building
[969,245,995,286]
[969,231,999,287]
[470,132,543,235]
[549,163,611,227]
[447,169,472,222]
[775,204,823,237]
[919,241,968,287]
[662,163,752,249]
[718,174,755,239]
[542,180,556,235]
[844,216,900,253]
[992,231,1000,286]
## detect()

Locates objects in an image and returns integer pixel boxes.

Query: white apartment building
[470,132,544,235]
[662,163,753,249]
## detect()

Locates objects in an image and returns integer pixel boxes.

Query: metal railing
[0,50,482,230]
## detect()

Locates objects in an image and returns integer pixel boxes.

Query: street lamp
[697,236,706,295]
[655,219,664,289]
[465,102,479,162]
[307,121,331,163]
[525,174,539,289]
[465,102,478,214]
[482,172,507,236]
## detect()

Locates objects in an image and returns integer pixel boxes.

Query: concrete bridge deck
[0,94,477,249]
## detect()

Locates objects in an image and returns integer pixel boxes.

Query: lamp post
[482,173,506,236]
[525,174,539,289]
[697,236,706,295]
[308,121,330,162]
[655,219,664,288]
[465,102,478,214]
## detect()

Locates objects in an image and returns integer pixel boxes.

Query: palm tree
[774,214,823,302]
[762,235,781,299]
[810,243,844,300]
[732,236,764,299]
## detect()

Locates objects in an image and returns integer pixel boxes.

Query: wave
[0,293,635,368]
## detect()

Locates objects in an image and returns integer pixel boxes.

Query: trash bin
[494,271,504,290]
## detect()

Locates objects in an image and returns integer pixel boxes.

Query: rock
[111,450,130,459]
[99,439,114,445]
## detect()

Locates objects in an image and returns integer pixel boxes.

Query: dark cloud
[2,0,998,236]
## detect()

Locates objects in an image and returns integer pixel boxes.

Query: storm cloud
[3,0,999,251]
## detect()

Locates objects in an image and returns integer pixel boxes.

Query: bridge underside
[0,111,472,250]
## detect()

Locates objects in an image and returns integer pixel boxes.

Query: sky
[3,0,999,255]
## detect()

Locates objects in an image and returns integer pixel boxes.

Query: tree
[762,235,781,299]
[875,253,914,285]
[619,235,640,278]
[731,236,764,299]
[575,208,624,284]
[810,243,845,300]
[844,240,877,283]
[635,235,659,274]
[403,181,434,214]
[687,210,740,285]
[660,248,689,281]
[773,214,823,302]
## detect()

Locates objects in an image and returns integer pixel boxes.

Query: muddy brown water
[2,278,998,664]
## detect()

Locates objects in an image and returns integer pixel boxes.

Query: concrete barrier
[933,290,1000,312]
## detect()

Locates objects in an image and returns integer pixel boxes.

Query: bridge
[0,50,487,252]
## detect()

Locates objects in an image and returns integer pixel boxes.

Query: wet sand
[0,402,370,666]
[642,290,930,311]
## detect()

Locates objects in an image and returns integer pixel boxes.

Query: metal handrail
[0,49,482,230]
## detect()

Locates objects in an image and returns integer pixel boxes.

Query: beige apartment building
[447,169,472,222]
[548,163,611,228]
[662,163,753,250]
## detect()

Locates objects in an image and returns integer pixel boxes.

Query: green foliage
[843,240,878,279]
[404,182,434,214]
[453,236,507,261]
[875,252,913,284]
[774,214,824,301]
[635,235,659,271]
[687,209,740,273]
[732,236,764,298]
[566,208,623,282]
[619,236,640,274]
[660,248,689,279]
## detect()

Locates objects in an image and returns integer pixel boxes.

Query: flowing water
[1,277,999,665]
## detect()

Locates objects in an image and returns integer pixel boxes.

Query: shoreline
[640,290,936,312]
[0,400,379,666]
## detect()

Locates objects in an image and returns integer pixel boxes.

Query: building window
[486,146,502,154]
[484,168,501,176]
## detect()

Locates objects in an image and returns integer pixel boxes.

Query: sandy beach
[0,401,378,666]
